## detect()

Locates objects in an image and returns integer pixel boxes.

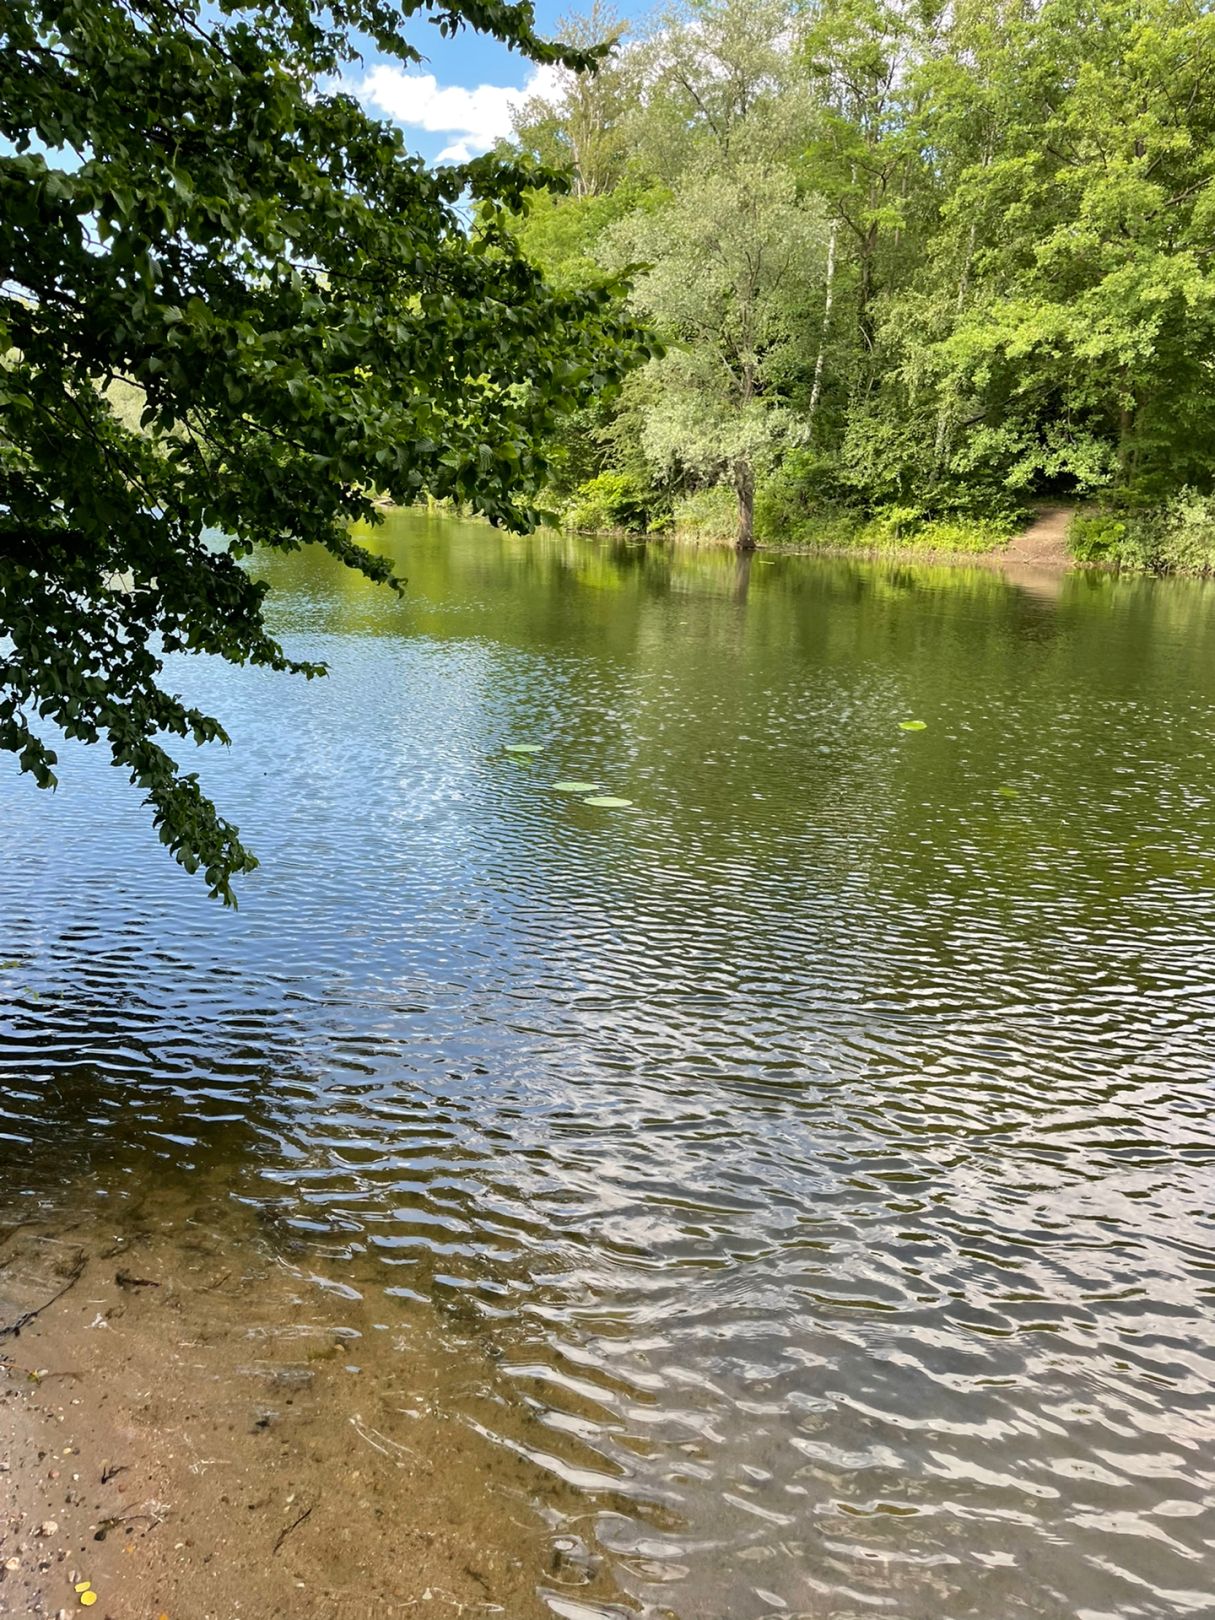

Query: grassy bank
[562,481,1020,558]
[398,491,1215,576]
[564,488,1215,575]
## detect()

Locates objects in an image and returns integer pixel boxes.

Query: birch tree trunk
[808,218,839,427]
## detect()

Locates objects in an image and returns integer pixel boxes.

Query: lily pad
[583,795,633,808]
[503,743,544,755]
[996,785,1020,798]
[552,781,601,793]
[898,719,927,731]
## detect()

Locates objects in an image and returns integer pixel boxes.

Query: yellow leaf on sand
[81,1595,98,1609]
[74,1583,91,1594]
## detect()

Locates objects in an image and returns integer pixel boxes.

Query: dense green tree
[509,2,633,197]
[502,0,1215,558]
[609,158,826,548]
[922,0,1215,500]
[1,0,649,899]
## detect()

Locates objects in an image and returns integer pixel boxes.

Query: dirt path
[1002,505,1075,570]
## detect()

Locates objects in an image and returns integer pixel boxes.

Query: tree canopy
[505,0,1215,557]
[1,0,650,899]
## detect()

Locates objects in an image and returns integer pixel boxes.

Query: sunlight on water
[3,512,1214,1619]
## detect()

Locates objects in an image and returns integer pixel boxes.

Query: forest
[499,0,1215,564]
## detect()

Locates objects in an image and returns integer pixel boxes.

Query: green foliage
[1070,514,1132,564]
[860,513,1016,556]
[672,486,738,542]
[500,174,668,289]
[1,0,651,899]
[606,154,826,546]
[506,1,634,199]
[754,449,856,543]
[499,0,1215,556]
[565,470,663,533]
[1072,492,1215,574]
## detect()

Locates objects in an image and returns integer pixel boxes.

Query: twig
[0,1253,86,1342]
[94,1503,169,1540]
[272,1503,314,1555]
[116,1271,161,1290]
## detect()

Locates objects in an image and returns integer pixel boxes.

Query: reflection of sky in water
[2,514,1215,1619]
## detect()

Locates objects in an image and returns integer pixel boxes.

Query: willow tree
[0,0,647,899]
[603,1,822,550]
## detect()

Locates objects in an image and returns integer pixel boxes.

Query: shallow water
[3,514,1215,1619]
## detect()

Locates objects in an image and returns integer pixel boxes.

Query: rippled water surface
[4,516,1215,1619]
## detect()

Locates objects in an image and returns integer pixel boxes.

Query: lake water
[3,513,1214,1619]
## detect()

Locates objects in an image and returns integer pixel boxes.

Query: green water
[3,511,1214,1619]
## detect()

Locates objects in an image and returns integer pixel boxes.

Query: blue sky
[351,2,650,165]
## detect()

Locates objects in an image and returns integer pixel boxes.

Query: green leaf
[0,0,648,901]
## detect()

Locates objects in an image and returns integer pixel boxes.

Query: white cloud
[356,63,564,162]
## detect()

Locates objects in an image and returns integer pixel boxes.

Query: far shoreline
[380,501,1215,579]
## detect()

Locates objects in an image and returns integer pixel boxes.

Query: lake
[2,512,1213,1619]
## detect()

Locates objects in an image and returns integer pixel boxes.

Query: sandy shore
[1,1217,594,1620]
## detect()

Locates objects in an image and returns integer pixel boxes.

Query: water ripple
[3,518,1215,1618]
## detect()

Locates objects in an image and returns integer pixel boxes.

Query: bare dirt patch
[1001,505,1075,570]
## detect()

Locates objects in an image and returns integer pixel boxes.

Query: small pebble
[39,1521,59,1537]
[4,1556,20,1571]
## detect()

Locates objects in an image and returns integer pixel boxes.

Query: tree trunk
[734,458,755,552]
[1118,395,1138,481]
[808,219,838,427]
[732,551,752,605]
[857,221,879,353]
[933,220,979,466]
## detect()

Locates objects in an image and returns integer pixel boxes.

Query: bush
[1152,489,1215,573]
[863,508,1014,553]
[565,471,663,534]
[1070,512,1131,563]
[753,445,1024,548]
[671,485,738,542]
[755,450,858,544]
[1071,491,1215,573]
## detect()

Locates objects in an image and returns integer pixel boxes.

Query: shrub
[565,471,661,534]
[1070,512,1130,563]
[1153,489,1215,573]
[1071,491,1215,573]
[671,485,738,542]
[848,509,1013,554]
[755,450,858,544]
